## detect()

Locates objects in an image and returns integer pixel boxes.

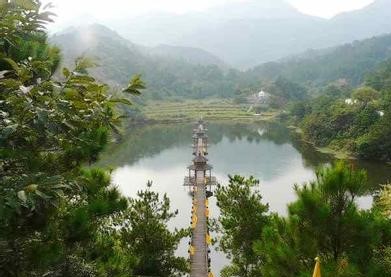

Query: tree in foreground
[115,182,188,277]
[256,161,391,277]
[289,161,370,262]
[215,163,391,276]
[215,175,269,277]
[0,0,145,275]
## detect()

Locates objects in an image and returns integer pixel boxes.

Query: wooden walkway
[191,173,208,277]
[185,121,215,277]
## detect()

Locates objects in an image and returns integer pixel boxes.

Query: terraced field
[141,99,277,123]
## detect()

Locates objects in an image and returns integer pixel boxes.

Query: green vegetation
[1,1,391,277]
[216,162,391,277]
[113,182,188,277]
[50,25,244,100]
[248,34,391,87]
[0,1,184,276]
[215,176,269,277]
[288,60,391,161]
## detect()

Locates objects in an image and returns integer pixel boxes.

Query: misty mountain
[110,0,391,68]
[246,33,391,87]
[50,24,240,99]
[50,21,391,103]
[140,44,226,68]
[324,0,391,46]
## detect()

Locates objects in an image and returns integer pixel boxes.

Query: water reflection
[98,122,391,190]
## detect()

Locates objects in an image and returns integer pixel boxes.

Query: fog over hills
[51,22,391,102]
[141,44,226,68]
[104,0,391,68]
[50,24,240,99]
[247,33,391,87]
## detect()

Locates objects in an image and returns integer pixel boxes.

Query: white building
[377,111,385,117]
[345,98,359,105]
[258,90,267,98]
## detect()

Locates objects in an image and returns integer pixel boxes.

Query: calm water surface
[97,122,391,275]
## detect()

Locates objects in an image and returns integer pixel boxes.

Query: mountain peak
[206,0,303,20]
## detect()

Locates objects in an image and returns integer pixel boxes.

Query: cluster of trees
[289,60,391,161]
[215,162,391,277]
[0,1,186,276]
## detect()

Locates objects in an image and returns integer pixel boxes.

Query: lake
[97,121,391,275]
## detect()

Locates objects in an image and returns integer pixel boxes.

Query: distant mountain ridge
[108,0,391,68]
[52,24,225,68]
[50,23,391,100]
[50,24,239,99]
[247,33,391,87]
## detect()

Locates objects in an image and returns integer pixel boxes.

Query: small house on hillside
[248,89,271,105]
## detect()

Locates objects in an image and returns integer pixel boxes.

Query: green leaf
[63,67,70,78]
[2,58,19,72]
[17,190,27,202]
[62,120,76,130]
[70,75,96,84]
[38,11,56,22]
[35,190,50,199]
[0,70,11,78]
[75,57,98,72]
[51,184,71,190]
[13,0,38,10]
[123,74,146,95]
[0,78,21,89]
[1,124,19,139]
[109,97,132,106]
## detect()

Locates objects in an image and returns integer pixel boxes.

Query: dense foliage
[288,60,391,161]
[0,1,184,276]
[216,162,391,277]
[215,176,269,277]
[115,182,188,277]
[248,34,391,88]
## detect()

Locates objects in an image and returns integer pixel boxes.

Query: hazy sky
[290,0,374,17]
[42,0,375,29]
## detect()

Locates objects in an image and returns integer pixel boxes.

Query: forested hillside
[51,24,391,105]
[247,33,391,88]
[51,25,240,99]
[289,59,391,161]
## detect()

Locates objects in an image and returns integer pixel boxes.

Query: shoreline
[286,125,389,162]
[126,105,390,165]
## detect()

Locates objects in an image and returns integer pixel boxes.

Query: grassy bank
[141,99,279,123]
[288,125,354,160]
